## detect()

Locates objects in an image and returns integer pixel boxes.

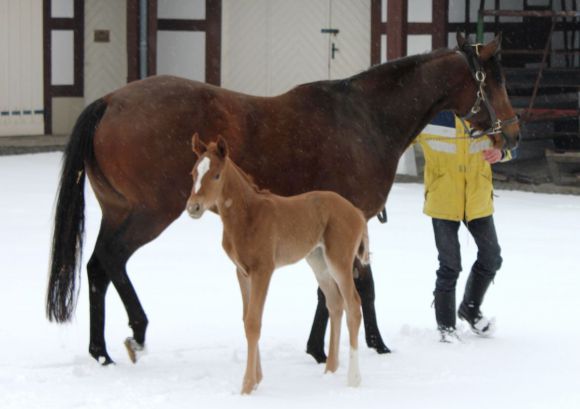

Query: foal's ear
[192,133,207,155]
[479,33,502,61]
[216,134,229,159]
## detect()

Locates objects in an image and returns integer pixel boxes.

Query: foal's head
[454,32,520,149]
[186,133,228,219]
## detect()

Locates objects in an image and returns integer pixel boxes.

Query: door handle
[331,42,339,59]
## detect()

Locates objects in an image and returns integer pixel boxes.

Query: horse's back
[89,74,389,220]
[271,190,365,257]
[90,76,250,212]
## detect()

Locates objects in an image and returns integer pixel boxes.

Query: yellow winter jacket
[416,115,508,222]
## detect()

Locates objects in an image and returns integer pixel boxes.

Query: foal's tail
[356,224,370,267]
[46,98,108,323]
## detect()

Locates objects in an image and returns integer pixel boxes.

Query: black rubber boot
[458,270,495,336]
[434,290,458,342]
[434,290,456,330]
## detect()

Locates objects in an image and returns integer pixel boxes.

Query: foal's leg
[320,281,344,374]
[306,249,342,373]
[334,267,362,387]
[323,235,363,386]
[306,262,390,361]
[236,268,262,385]
[241,269,273,394]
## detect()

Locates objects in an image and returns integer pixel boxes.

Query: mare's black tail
[46,98,108,322]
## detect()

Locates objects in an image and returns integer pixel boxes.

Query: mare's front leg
[356,263,390,354]
[306,288,329,363]
[241,268,273,394]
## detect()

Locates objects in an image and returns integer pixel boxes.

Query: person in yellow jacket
[416,111,515,342]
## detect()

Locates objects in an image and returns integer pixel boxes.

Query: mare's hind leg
[90,211,173,364]
[87,242,113,364]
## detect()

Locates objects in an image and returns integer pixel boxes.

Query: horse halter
[458,43,519,142]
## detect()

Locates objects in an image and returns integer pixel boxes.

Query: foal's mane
[227,157,271,195]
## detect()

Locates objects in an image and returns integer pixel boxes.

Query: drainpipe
[139,0,148,78]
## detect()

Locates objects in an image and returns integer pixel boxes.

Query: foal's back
[257,190,367,268]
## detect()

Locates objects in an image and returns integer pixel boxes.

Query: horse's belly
[274,237,319,268]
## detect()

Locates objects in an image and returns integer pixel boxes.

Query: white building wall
[84,0,127,105]
[0,0,44,136]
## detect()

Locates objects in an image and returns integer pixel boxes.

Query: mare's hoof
[306,346,327,364]
[98,356,115,366]
[89,345,114,365]
[366,334,391,354]
[124,337,146,363]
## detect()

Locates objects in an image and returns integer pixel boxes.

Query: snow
[1,152,579,409]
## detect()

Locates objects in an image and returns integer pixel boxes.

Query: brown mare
[187,134,367,393]
[46,34,520,365]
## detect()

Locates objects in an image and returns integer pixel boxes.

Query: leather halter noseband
[457,43,519,142]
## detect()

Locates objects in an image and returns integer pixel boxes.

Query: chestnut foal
[186,134,367,394]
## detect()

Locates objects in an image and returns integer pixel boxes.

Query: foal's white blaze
[194,157,211,193]
[347,348,361,387]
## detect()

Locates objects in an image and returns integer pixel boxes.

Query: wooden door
[222,0,371,96]
[0,0,44,136]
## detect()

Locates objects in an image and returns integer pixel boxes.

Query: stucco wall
[84,0,127,105]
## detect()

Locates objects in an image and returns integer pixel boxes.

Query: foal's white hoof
[124,337,147,363]
[347,348,361,387]
[347,371,362,388]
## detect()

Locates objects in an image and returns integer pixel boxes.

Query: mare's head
[454,32,520,149]
[186,133,229,219]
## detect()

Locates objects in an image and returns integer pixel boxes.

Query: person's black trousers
[432,215,502,293]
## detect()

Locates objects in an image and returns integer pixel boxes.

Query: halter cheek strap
[458,44,519,144]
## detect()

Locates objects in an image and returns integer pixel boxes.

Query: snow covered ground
[1,152,579,409]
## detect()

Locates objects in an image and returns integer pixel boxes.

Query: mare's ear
[456,32,468,49]
[192,133,207,155]
[479,33,502,61]
[216,134,229,159]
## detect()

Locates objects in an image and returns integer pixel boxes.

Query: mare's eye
[214,173,220,180]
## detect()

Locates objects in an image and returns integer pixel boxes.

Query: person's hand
[482,148,502,164]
